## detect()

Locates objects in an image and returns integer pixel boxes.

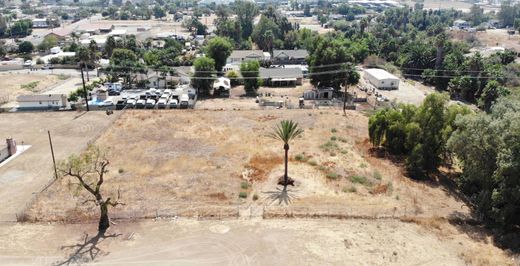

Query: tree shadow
[263,186,298,205]
[54,231,121,266]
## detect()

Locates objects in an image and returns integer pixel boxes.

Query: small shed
[303,87,334,100]
[363,68,400,90]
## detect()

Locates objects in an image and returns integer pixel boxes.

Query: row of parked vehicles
[115,88,191,110]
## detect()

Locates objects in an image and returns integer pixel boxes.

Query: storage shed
[363,68,400,90]
[17,94,68,110]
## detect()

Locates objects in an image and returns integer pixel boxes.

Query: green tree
[498,1,518,27]
[240,60,260,95]
[269,120,304,191]
[153,5,166,20]
[448,99,520,228]
[252,15,280,52]
[477,80,509,112]
[37,35,58,52]
[192,57,215,96]
[18,41,33,54]
[304,4,311,17]
[234,0,259,39]
[104,36,117,58]
[308,36,359,90]
[59,145,123,234]
[205,37,233,73]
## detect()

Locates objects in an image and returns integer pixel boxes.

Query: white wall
[18,100,64,109]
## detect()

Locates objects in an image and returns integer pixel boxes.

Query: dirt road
[1,218,512,265]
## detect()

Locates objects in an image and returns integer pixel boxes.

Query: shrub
[252,194,259,201]
[359,163,367,168]
[342,186,357,193]
[338,137,347,142]
[239,192,247,198]
[20,81,39,92]
[326,172,339,180]
[330,136,337,141]
[240,182,249,189]
[320,141,339,152]
[341,149,348,154]
[350,175,367,184]
[308,160,318,166]
[118,168,124,174]
[331,128,337,133]
[295,154,306,161]
[373,170,382,180]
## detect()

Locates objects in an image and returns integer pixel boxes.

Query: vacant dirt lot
[27,109,471,223]
[0,73,62,107]
[0,219,514,265]
[451,29,520,52]
[0,111,118,221]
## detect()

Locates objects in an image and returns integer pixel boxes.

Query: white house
[32,18,48,28]
[17,94,68,109]
[364,68,400,90]
[453,19,470,30]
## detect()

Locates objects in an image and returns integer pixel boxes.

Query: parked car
[169,99,178,109]
[100,99,114,106]
[41,64,54,70]
[136,99,146,109]
[115,100,126,110]
[108,89,120,96]
[145,99,156,109]
[157,98,168,109]
[179,94,189,108]
[126,99,137,108]
[23,60,33,67]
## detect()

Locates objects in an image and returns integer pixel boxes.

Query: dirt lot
[26,108,470,223]
[451,29,520,52]
[0,218,514,265]
[196,84,309,110]
[0,73,63,107]
[0,111,118,221]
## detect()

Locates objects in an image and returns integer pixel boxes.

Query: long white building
[364,68,400,90]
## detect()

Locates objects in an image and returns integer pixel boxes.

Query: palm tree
[269,120,304,191]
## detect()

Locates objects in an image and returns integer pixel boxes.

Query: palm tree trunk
[284,143,289,190]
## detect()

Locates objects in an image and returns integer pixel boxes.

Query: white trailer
[363,68,400,90]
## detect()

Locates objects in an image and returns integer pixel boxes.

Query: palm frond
[269,120,304,144]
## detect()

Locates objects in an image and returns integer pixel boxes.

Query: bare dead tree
[59,145,123,233]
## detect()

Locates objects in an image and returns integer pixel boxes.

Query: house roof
[364,68,399,80]
[47,28,73,37]
[259,68,303,79]
[229,50,264,59]
[273,49,309,59]
[17,94,65,102]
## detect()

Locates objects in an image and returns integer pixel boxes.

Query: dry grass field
[0,73,61,106]
[4,108,516,265]
[27,109,471,222]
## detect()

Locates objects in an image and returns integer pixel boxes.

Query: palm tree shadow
[54,231,121,266]
[264,187,298,205]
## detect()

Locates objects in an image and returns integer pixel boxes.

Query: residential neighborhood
[0,0,518,265]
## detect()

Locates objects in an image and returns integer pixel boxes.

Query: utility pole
[81,67,90,111]
[48,131,58,180]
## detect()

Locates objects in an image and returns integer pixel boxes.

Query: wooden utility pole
[81,67,90,111]
[48,131,58,179]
